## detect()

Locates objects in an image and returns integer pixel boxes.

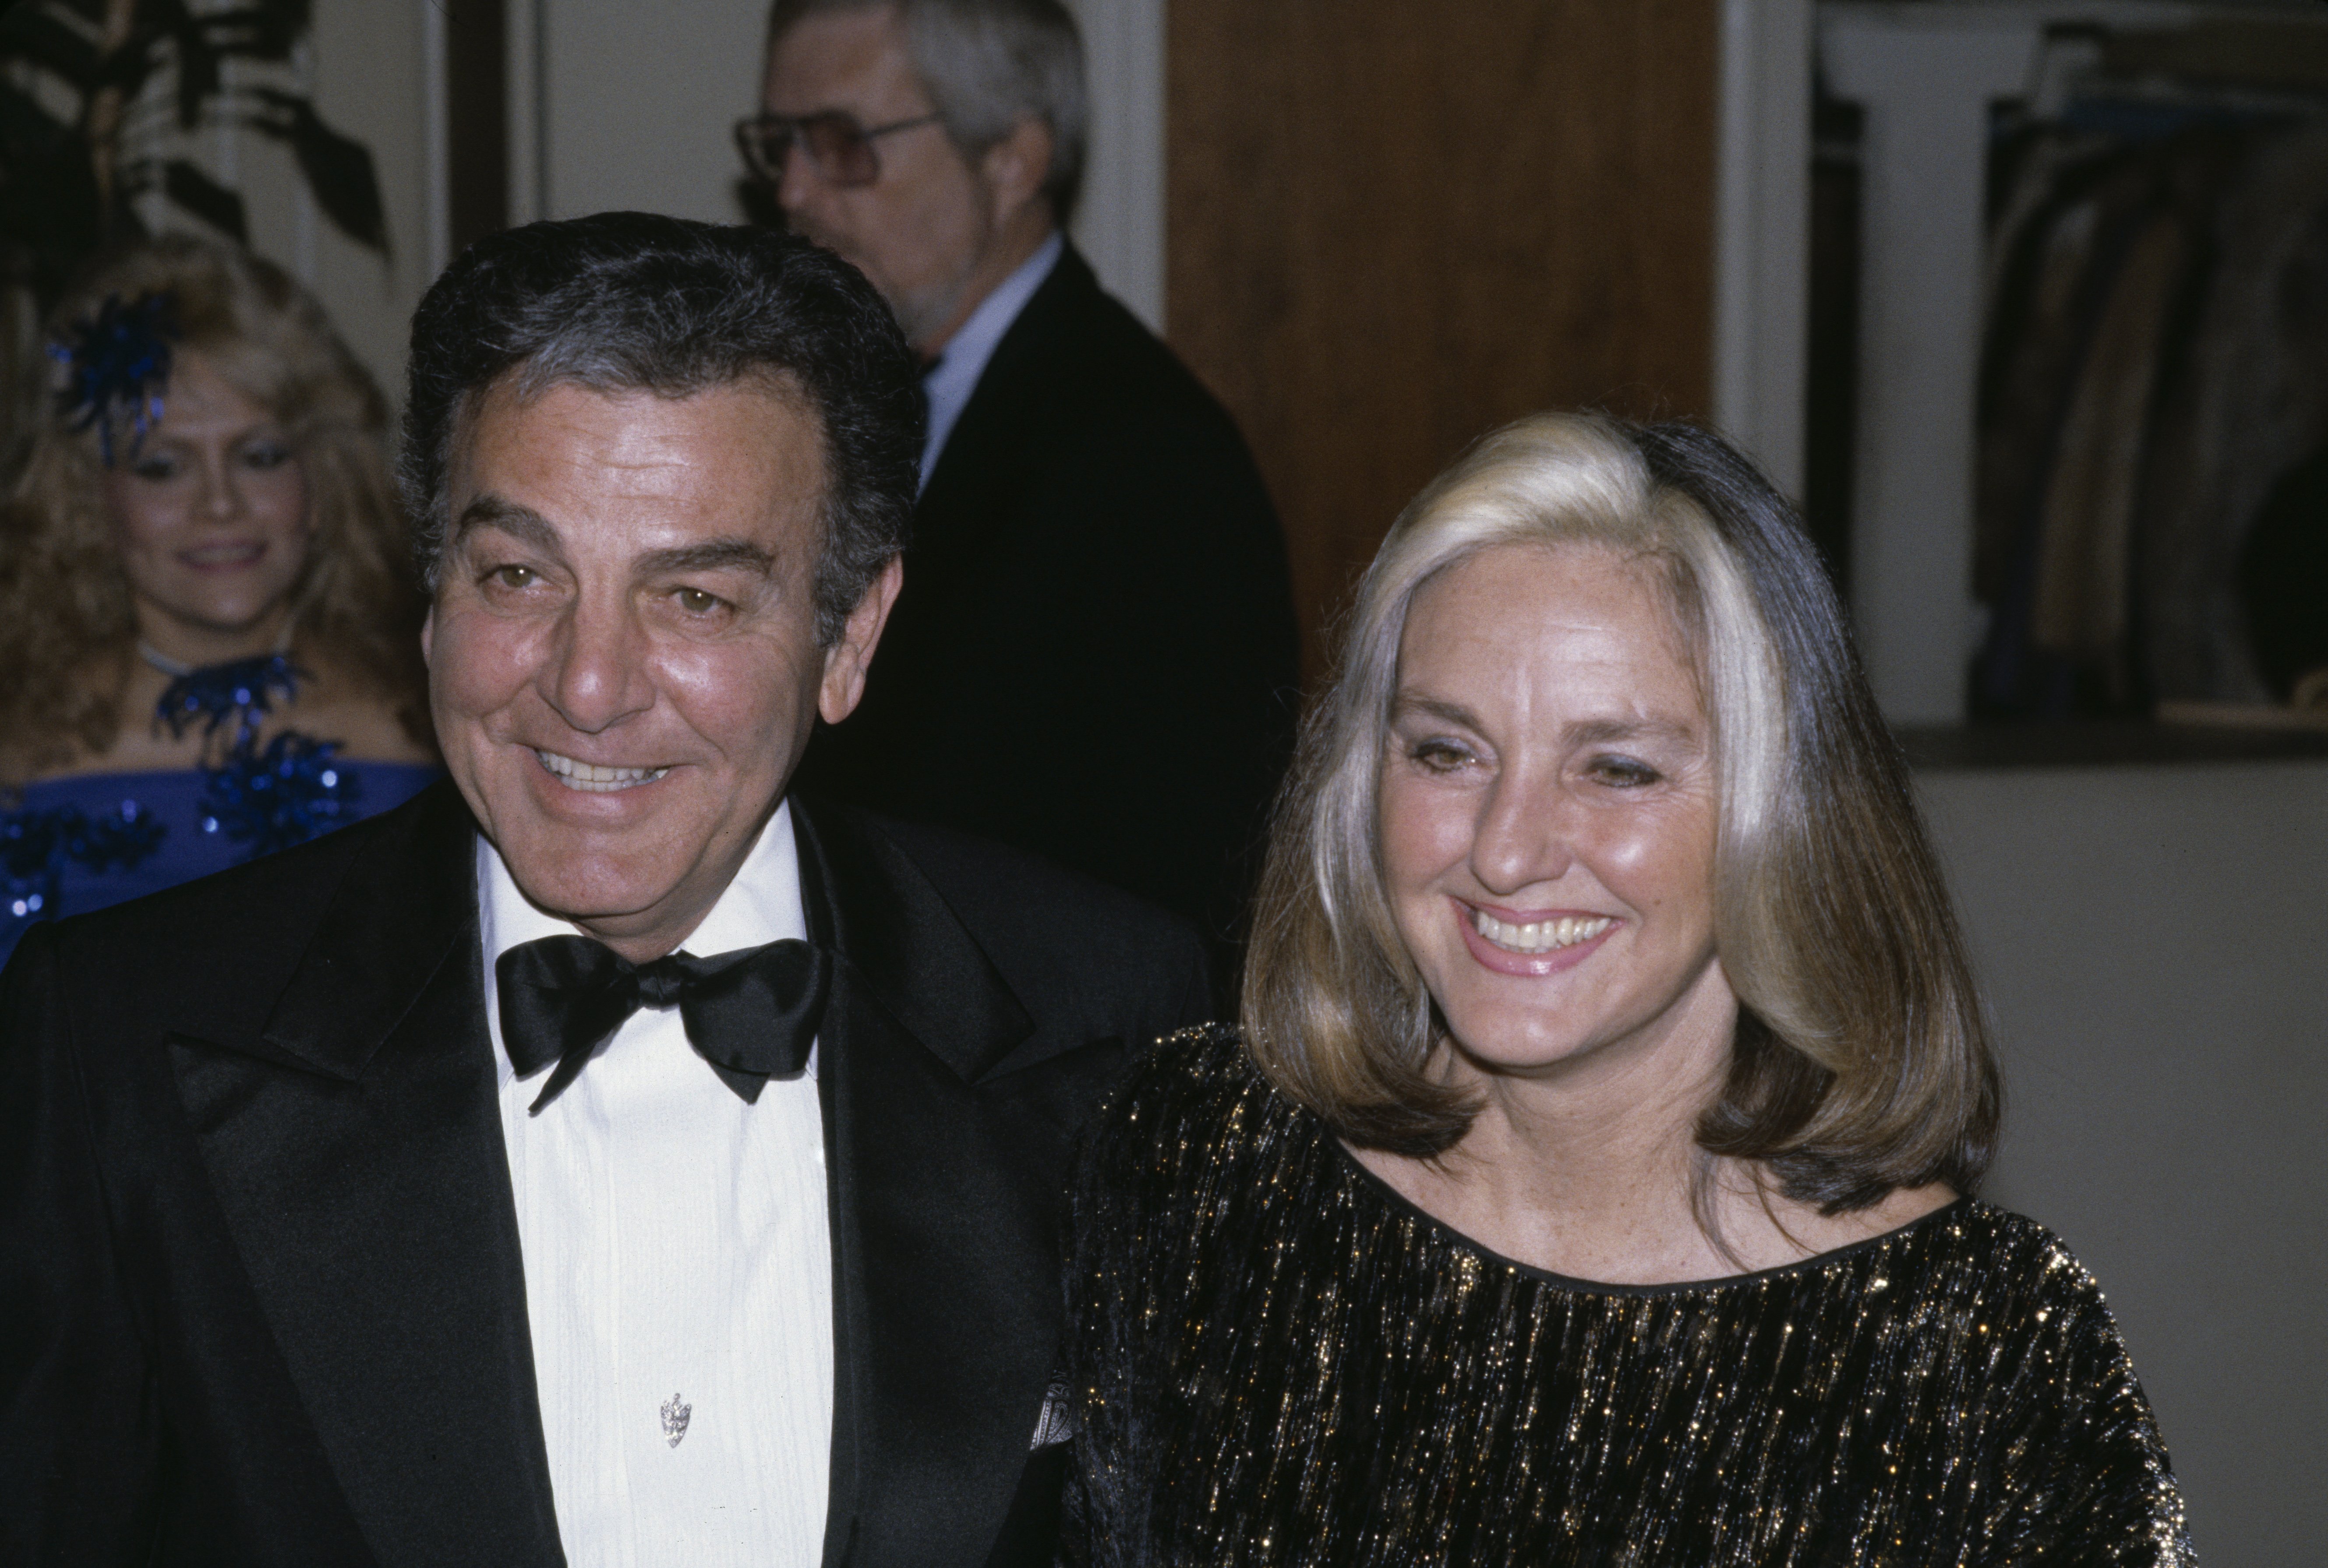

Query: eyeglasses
[734,110,944,188]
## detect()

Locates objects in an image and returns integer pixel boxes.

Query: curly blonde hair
[0,234,428,782]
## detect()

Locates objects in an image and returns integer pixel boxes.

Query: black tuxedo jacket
[794,243,1300,946]
[0,782,1210,1567]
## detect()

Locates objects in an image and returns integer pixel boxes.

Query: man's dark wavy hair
[398,211,921,644]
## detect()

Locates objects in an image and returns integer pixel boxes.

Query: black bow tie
[495,934,831,1113]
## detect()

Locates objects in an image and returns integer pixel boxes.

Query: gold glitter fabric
[1060,1028,2194,1566]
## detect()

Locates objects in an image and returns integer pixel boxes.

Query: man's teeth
[1472,909,1614,954]
[534,750,669,793]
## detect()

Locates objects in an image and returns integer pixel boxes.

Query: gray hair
[767,0,1087,222]
[1243,413,1999,1216]
[400,214,921,647]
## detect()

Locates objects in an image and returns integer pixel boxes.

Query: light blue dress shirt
[918,231,1065,490]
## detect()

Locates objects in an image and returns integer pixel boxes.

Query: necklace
[140,624,304,751]
[134,639,196,679]
[133,634,359,859]
[136,623,295,679]
[145,649,305,753]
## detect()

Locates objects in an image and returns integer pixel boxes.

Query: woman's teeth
[1472,909,1613,954]
[534,750,668,793]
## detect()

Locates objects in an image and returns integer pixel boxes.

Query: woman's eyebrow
[1564,717,1696,747]
[1388,692,1480,729]
[1390,697,1693,746]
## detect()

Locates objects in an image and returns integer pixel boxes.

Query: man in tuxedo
[0,214,1209,1566]
[746,0,1300,944]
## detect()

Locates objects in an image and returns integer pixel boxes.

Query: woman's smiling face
[1378,542,1734,1081]
[100,351,312,648]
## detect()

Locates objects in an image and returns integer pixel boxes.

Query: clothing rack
[1816,0,2328,723]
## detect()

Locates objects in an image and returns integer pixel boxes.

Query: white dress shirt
[918,230,1064,489]
[480,802,832,1567]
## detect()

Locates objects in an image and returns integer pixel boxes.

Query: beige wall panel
[1921,759,2328,1564]
[539,0,768,225]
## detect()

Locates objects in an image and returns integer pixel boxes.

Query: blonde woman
[1061,415,2190,1564]
[1,236,437,965]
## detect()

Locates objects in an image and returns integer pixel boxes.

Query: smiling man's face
[424,373,897,959]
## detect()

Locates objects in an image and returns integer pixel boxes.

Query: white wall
[1061,0,1164,331]
[1713,0,1812,500]
[533,0,769,226]
[1918,760,2328,1565]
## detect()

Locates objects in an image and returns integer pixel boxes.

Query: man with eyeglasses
[745,0,1298,953]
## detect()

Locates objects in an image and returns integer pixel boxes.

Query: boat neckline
[1334,1137,1974,1298]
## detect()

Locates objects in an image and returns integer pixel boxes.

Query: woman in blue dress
[1,235,440,966]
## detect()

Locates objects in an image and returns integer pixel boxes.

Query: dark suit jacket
[795,243,1300,947]
[0,781,1210,1567]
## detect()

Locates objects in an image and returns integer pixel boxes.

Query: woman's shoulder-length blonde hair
[0,232,427,779]
[1242,411,1999,1214]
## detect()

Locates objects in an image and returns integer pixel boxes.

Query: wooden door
[1168,0,1721,676]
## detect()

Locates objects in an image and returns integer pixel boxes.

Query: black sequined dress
[1062,1029,2193,1566]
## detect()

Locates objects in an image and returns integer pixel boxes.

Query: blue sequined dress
[2,654,440,966]
[1,761,438,968]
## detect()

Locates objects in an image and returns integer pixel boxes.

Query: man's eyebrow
[634,539,780,578]
[452,494,561,555]
[449,502,777,579]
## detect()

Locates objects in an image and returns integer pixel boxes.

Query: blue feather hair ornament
[49,292,180,467]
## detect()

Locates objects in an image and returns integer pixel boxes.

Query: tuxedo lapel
[168,783,562,1567]
[798,802,1091,1568]
[798,794,1034,1081]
